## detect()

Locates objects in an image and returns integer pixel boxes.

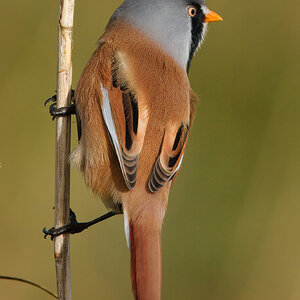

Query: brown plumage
[71,21,195,299]
[55,0,223,297]
[73,21,193,209]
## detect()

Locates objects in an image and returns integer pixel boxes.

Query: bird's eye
[187,6,197,18]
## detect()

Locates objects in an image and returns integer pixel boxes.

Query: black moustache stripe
[187,9,205,73]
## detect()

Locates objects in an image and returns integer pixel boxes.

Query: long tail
[125,199,164,300]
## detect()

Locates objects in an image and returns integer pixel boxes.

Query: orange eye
[187,6,197,17]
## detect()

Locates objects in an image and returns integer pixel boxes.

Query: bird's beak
[204,10,223,23]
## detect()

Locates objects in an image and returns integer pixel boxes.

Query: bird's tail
[124,197,164,300]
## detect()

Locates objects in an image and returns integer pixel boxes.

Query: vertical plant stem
[54,1,75,299]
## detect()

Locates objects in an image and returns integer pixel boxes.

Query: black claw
[44,89,76,120]
[43,223,82,240]
[44,95,57,107]
[44,90,82,141]
[43,209,117,240]
[49,103,76,120]
[43,227,56,241]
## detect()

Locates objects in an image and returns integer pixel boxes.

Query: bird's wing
[148,122,189,193]
[100,49,148,190]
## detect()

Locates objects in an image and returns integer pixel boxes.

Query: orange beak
[204,10,223,23]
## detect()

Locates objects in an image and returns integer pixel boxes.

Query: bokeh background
[1,0,300,299]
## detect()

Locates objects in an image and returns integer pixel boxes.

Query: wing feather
[101,83,136,188]
[148,123,189,193]
[100,52,148,190]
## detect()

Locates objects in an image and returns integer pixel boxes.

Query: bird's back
[72,20,192,209]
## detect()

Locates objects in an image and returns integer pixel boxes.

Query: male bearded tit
[46,1,222,299]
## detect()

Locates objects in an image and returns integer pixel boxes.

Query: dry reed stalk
[54,1,75,299]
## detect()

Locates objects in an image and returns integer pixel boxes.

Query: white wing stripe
[124,211,130,249]
[174,153,184,174]
[100,83,129,186]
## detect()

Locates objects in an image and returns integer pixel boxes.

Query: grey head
[111,0,211,72]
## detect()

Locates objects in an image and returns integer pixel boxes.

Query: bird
[68,0,222,299]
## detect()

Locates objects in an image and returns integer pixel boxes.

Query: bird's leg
[43,209,117,240]
[44,89,82,140]
[44,89,76,120]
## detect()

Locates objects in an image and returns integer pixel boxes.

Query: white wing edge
[100,83,131,189]
[124,211,130,249]
[173,153,184,175]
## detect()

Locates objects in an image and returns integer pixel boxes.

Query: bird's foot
[44,89,76,120]
[43,209,116,240]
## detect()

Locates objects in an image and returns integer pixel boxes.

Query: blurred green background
[1,0,300,299]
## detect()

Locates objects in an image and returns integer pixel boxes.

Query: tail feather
[126,201,163,300]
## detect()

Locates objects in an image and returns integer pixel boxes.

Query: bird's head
[113,0,222,71]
